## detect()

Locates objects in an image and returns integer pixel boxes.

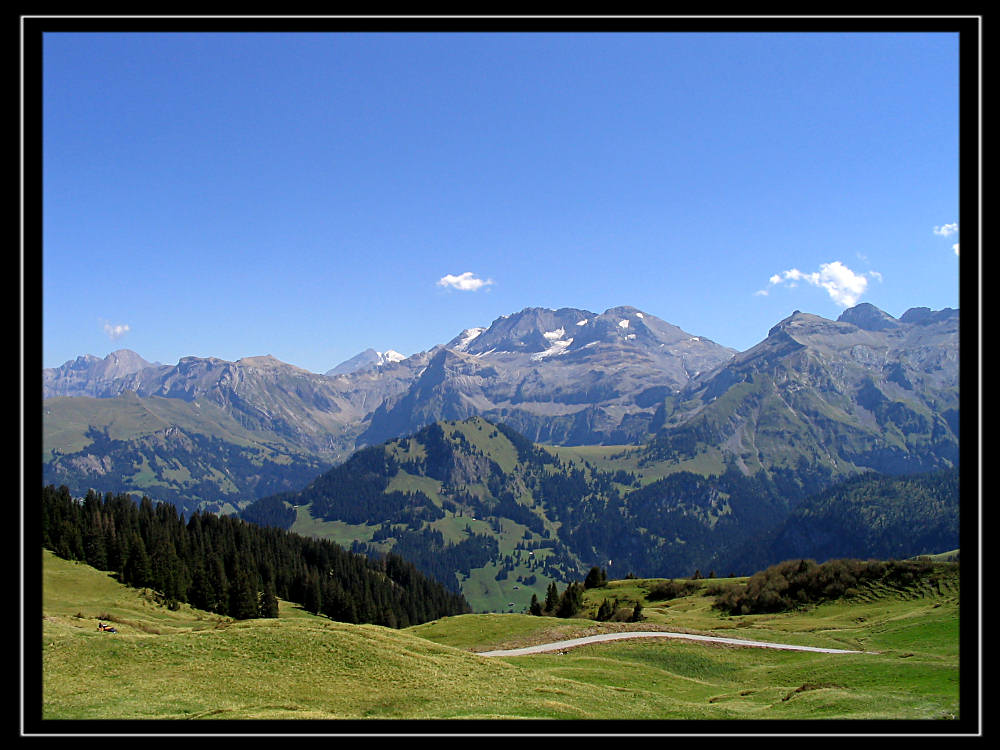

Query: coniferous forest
[40,484,471,627]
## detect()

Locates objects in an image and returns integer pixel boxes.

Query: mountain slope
[42,392,331,514]
[725,467,960,573]
[242,416,960,609]
[643,306,959,489]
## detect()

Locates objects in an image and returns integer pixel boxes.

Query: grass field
[38,549,962,722]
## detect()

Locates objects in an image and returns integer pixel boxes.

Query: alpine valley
[41,303,961,612]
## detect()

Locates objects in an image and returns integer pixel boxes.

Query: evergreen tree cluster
[302,445,404,524]
[41,484,471,626]
[239,493,298,529]
[356,526,499,595]
[529,574,641,623]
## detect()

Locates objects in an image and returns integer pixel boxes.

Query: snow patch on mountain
[451,327,486,352]
[531,338,573,360]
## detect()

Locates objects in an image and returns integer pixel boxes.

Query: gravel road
[475,630,869,657]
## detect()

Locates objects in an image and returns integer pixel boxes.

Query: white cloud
[437,271,494,292]
[762,261,879,308]
[933,223,959,237]
[953,243,960,256]
[103,322,130,340]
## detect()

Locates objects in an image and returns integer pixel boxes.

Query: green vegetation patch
[41,550,961,721]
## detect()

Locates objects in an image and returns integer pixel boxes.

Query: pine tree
[83,526,107,570]
[584,566,605,589]
[259,582,279,619]
[229,569,260,620]
[56,519,83,562]
[596,598,614,621]
[556,582,585,618]
[123,532,152,589]
[544,581,559,612]
[303,570,322,615]
[529,593,542,616]
[188,563,218,613]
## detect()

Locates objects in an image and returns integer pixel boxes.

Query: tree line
[41,484,471,627]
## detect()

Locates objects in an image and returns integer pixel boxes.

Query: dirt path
[475,630,869,657]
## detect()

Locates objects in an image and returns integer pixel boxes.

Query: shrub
[595,598,618,621]
[646,579,700,601]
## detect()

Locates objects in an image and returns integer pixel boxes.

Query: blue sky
[40,30,963,373]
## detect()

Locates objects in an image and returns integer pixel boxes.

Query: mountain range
[42,302,959,514]
[42,305,739,469]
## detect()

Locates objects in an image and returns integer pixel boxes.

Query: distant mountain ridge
[42,304,738,455]
[42,349,159,398]
[42,302,959,514]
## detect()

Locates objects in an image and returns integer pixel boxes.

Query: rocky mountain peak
[899,307,960,326]
[836,303,899,331]
[237,354,311,374]
[326,348,407,376]
[457,307,593,356]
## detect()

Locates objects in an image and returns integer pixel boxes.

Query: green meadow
[40,549,960,721]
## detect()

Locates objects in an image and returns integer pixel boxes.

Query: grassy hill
[39,548,962,721]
